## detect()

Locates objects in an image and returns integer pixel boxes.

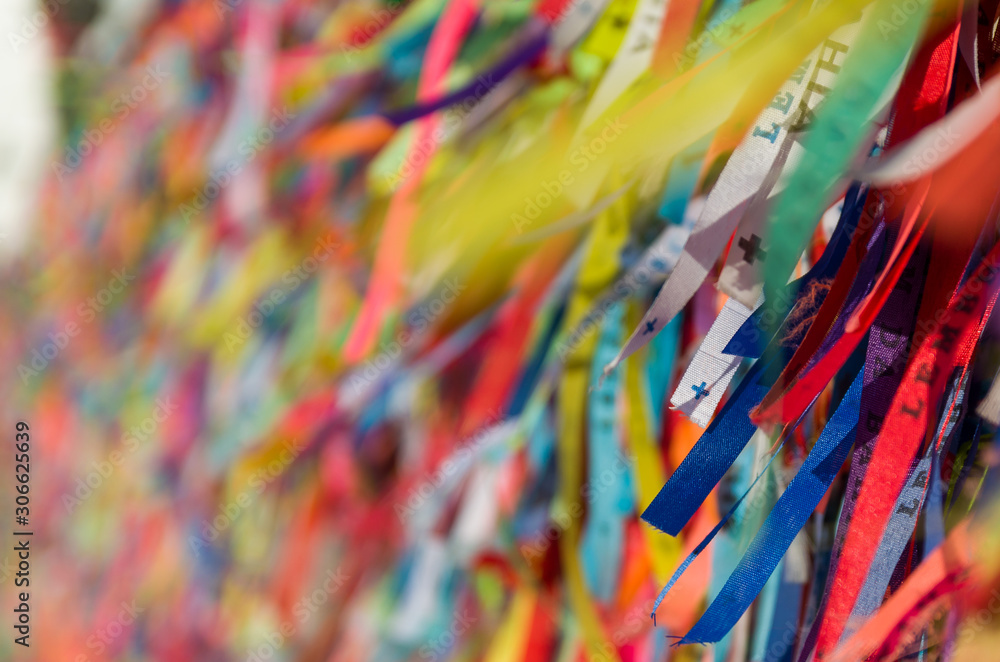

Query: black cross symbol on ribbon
[738,234,767,264]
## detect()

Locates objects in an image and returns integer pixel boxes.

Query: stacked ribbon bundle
[7,0,1000,659]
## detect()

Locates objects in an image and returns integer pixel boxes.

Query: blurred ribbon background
[4,0,1000,659]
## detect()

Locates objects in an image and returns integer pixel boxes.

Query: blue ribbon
[581,303,630,602]
[650,437,786,620]
[679,367,864,644]
[640,351,780,535]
